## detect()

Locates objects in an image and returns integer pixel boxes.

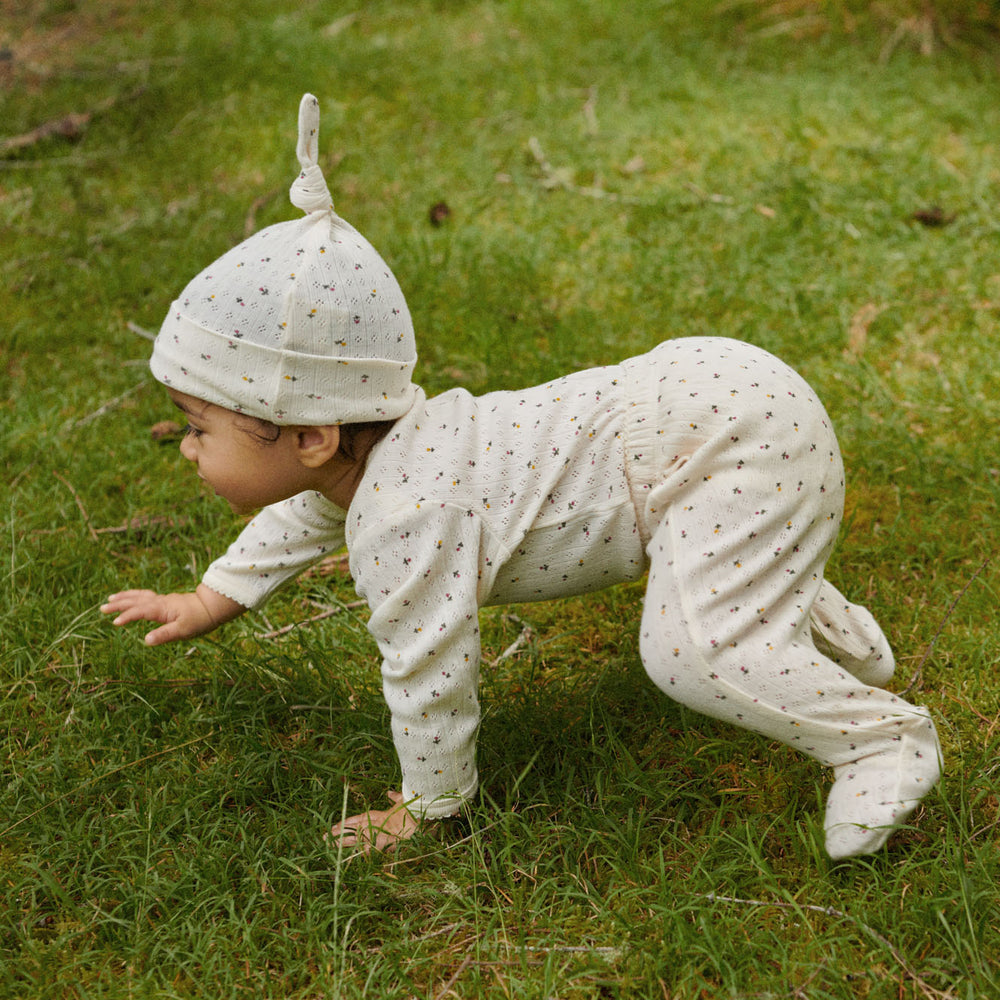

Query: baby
[103,94,941,859]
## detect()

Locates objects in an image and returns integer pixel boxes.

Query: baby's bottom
[637,470,939,860]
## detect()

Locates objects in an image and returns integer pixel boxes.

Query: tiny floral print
[202,337,940,846]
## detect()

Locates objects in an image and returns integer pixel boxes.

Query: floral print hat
[150,94,418,426]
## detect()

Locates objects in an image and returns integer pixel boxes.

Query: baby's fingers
[328,813,366,844]
[329,829,361,848]
[142,622,187,647]
[101,590,160,615]
[101,592,177,639]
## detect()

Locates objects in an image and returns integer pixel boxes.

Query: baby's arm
[101,584,246,646]
[327,790,422,853]
[104,491,348,646]
[347,503,490,841]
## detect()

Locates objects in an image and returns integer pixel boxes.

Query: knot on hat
[289,93,334,215]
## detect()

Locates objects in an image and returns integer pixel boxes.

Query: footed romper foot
[823,712,941,860]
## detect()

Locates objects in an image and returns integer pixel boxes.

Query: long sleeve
[202,491,347,609]
[351,502,506,818]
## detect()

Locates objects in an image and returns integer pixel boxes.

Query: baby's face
[168,390,317,515]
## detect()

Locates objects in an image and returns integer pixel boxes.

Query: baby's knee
[638,623,679,686]
[638,618,723,691]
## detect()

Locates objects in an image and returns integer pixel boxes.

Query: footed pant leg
[636,377,939,858]
[810,579,895,686]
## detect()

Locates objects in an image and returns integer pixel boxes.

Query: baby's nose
[179,434,196,462]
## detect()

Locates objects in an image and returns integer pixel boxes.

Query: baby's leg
[810,579,895,687]
[636,411,938,858]
[639,513,938,858]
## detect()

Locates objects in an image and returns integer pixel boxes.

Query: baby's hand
[327,790,423,854]
[101,584,245,646]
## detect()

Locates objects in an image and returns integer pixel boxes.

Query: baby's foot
[823,712,941,860]
[810,582,895,687]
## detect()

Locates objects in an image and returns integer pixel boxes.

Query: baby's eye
[183,424,204,439]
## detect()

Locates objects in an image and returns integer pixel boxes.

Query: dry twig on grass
[2,110,95,154]
[126,321,156,341]
[0,87,145,156]
[96,514,192,536]
[256,600,366,640]
[31,513,192,540]
[431,942,621,1000]
[488,613,534,666]
[53,470,98,541]
[244,152,345,235]
[303,552,352,578]
[244,187,284,238]
[69,380,147,429]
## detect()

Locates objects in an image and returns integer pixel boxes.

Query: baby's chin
[207,487,252,516]
[225,494,286,517]
[226,499,257,516]
[217,485,303,516]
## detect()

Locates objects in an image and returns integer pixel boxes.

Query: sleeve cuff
[402,773,478,820]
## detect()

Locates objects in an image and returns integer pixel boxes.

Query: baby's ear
[295,425,340,468]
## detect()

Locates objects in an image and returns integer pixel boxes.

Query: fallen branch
[433,955,474,1000]
[126,321,156,341]
[94,514,191,536]
[256,600,366,639]
[245,152,344,235]
[82,676,217,695]
[522,944,620,958]
[683,180,734,205]
[490,626,533,666]
[941,689,997,734]
[30,513,191,540]
[432,942,620,1000]
[303,552,352,578]
[489,613,534,666]
[1,87,145,156]
[1,110,94,154]
[69,380,146,429]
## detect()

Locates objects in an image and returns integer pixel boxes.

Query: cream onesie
[203,336,940,857]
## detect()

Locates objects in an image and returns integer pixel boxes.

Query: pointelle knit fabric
[150,94,418,426]
[199,336,941,858]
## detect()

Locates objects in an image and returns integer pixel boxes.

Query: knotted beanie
[150,93,418,425]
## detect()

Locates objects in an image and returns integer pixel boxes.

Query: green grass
[3,0,1000,996]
